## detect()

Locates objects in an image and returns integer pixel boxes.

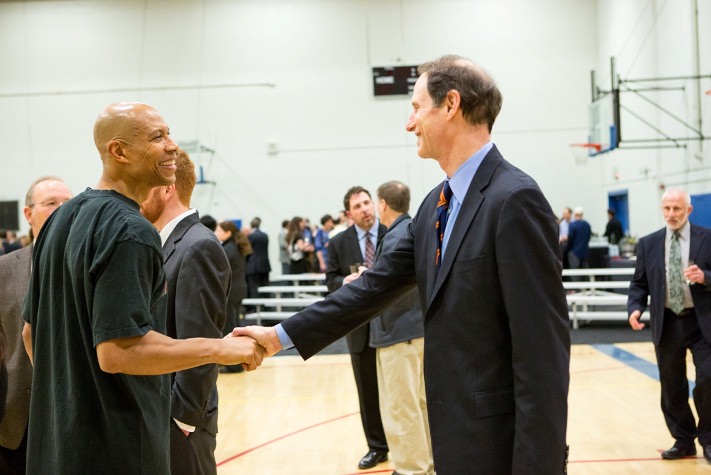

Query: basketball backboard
[588,91,619,155]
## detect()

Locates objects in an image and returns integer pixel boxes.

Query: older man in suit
[236,55,569,474]
[0,176,72,475]
[141,150,231,475]
[327,186,389,470]
[628,189,711,462]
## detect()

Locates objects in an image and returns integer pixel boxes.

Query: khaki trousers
[376,338,434,475]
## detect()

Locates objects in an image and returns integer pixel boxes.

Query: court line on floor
[592,343,695,395]
[216,411,359,467]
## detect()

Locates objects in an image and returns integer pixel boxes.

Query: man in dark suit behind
[236,55,570,474]
[326,186,389,470]
[628,189,711,463]
[0,176,72,475]
[141,150,231,475]
[246,217,271,299]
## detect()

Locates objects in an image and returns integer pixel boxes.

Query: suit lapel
[427,147,503,309]
[163,213,199,261]
[12,246,32,304]
[690,224,705,263]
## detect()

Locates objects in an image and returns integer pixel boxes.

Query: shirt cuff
[275,324,294,350]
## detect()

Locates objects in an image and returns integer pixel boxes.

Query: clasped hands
[223,325,283,371]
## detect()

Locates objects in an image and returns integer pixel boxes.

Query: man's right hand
[628,310,645,331]
[221,336,266,371]
[231,326,283,357]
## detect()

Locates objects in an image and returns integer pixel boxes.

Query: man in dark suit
[0,176,72,475]
[141,150,231,475]
[246,217,271,299]
[567,206,591,272]
[236,55,570,474]
[628,189,711,462]
[327,186,389,470]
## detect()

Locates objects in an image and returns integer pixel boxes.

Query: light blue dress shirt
[441,142,493,260]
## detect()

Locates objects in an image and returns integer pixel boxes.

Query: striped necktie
[364,231,375,268]
[435,181,453,268]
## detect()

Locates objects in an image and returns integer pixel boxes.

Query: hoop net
[570,143,602,165]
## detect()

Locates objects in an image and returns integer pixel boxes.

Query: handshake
[220,325,284,371]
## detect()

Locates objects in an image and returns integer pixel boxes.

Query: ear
[163,184,176,201]
[23,206,33,225]
[107,139,129,163]
[444,90,461,119]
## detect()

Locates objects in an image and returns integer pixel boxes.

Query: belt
[667,307,695,318]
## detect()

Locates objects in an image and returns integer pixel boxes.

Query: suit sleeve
[627,239,651,315]
[171,238,230,427]
[495,185,570,473]
[283,226,417,359]
[325,236,345,293]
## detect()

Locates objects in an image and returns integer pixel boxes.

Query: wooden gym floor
[214,342,710,474]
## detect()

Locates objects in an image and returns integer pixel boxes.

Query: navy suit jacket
[163,213,230,435]
[628,224,711,345]
[282,146,570,474]
[325,223,386,353]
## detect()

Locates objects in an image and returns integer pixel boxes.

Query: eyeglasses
[29,198,69,209]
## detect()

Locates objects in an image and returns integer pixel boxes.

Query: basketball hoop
[570,143,602,165]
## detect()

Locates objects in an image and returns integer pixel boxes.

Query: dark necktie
[669,231,684,314]
[435,181,453,268]
[364,231,375,268]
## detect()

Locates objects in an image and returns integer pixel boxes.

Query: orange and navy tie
[435,181,453,268]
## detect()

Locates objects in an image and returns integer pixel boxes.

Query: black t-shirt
[23,189,170,474]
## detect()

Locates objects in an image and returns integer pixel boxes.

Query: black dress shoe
[661,444,697,459]
[358,450,388,469]
[703,444,711,463]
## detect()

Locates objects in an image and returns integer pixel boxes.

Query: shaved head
[93,102,178,202]
[94,102,161,158]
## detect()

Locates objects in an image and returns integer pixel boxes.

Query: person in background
[21,102,263,474]
[567,206,591,272]
[559,206,572,269]
[285,216,313,275]
[603,208,624,245]
[324,186,389,470]
[371,180,433,475]
[278,219,290,275]
[246,217,271,300]
[0,176,72,475]
[140,150,230,475]
[235,54,570,474]
[628,189,711,463]
[314,214,335,273]
[1,231,21,255]
[199,214,217,232]
[215,220,253,373]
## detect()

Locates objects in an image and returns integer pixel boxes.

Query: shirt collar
[159,209,197,246]
[355,219,379,240]
[447,142,494,203]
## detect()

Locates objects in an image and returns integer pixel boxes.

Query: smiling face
[95,103,178,201]
[123,106,178,187]
[405,74,446,160]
